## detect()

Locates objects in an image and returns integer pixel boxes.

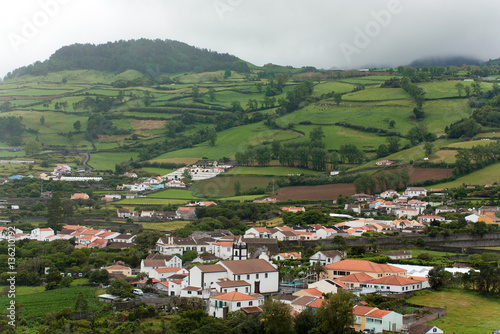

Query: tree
[376,144,389,158]
[260,297,294,334]
[192,85,200,98]
[294,307,320,334]
[354,173,377,194]
[73,120,81,131]
[88,269,109,284]
[134,230,165,252]
[424,142,434,156]
[107,278,133,298]
[23,140,41,156]
[47,192,64,231]
[40,116,45,125]
[207,127,217,146]
[234,180,241,196]
[428,267,452,290]
[316,290,356,334]
[464,85,471,97]
[455,82,464,97]
[471,81,482,96]
[45,268,62,290]
[386,137,400,153]
[310,126,325,147]
[74,291,89,316]
[333,93,342,105]
[311,262,326,281]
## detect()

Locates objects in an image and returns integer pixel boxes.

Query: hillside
[5,39,248,79]
[1,40,500,200]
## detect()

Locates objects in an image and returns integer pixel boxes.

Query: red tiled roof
[307,298,324,309]
[220,259,276,275]
[154,267,182,273]
[296,288,323,297]
[337,273,373,283]
[325,259,406,274]
[197,264,226,273]
[369,275,419,286]
[212,291,257,301]
[367,309,392,319]
[353,305,377,316]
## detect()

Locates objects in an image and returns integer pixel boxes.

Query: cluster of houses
[116,201,216,220]
[101,244,436,333]
[116,159,235,193]
[38,164,102,182]
[0,224,136,248]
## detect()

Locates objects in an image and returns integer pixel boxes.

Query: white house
[212,279,252,294]
[364,275,423,293]
[211,241,235,259]
[404,187,427,198]
[29,227,54,241]
[189,259,279,294]
[140,211,155,218]
[309,250,343,266]
[166,180,186,188]
[149,267,187,281]
[209,291,262,319]
[315,228,337,239]
[117,208,133,218]
[140,256,182,274]
[156,237,213,256]
[417,215,445,224]
[272,252,301,261]
[380,190,399,199]
[244,227,272,239]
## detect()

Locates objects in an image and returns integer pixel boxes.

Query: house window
[238,275,241,280]
[265,273,268,278]
[256,274,259,279]
[235,288,238,292]
[237,302,241,307]
[247,275,250,279]
[245,287,249,293]
[188,291,191,294]
[249,301,253,306]
[197,291,202,295]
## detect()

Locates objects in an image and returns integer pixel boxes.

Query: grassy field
[88,152,140,170]
[443,139,498,149]
[140,221,191,231]
[147,188,200,200]
[408,289,500,334]
[0,286,103,318]
[141,167,177,176]
[312,81,355,96]
[430,162,500,189]
[342,88,410,101]
[114,198,189,205]
[153,122,299,161]
[194,175,272,197]
[227,166,324,176]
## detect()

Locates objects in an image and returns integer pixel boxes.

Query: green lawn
[312,81,355,97]
[141,167,177,176]
[88,152,140,170]
[418,80,493,99]
[114,198,189,205]
[147,189,200,200]
[443,139,498,149]
[140,221,191,231]
[227,166,324,176]
[154,122,299,161]
[430,162,500,189]
[194,175,272,197]
[342,88,410,101]
[409,289,500,334]
[0,286,103,318]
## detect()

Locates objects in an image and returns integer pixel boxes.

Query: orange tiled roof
[154,267,182,273]
[353,305,377,316]
[369,275,418,286]
[325,259,406,274]
[367,309,392,319]
[212,291,257,301]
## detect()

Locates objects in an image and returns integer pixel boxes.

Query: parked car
[133,288,143,296]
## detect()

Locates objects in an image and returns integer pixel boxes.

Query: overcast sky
[1,0,499,78]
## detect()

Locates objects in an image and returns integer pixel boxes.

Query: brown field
[131,119,166,130]
[271,183,356,201]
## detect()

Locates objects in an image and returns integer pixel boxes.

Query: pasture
[88,152,140,171]
[430,162,500,189]
[153,122,300,161]
[194,175,272,197]
[147,189,200,200]
[408,289,500,334]
[227,166,324,176]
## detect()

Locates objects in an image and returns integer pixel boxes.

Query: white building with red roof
[149,267,187,281]
[71,193,89,200]
[209,291,263,318]
[324,259,407,280]
[244,227,272,239]
[364,275,423,294]
[29,227,54,241]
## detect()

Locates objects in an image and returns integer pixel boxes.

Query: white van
[133,288,143,296]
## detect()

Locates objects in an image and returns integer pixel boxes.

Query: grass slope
[430,162,500,188]
[409,289,500,334]
[0,286,103,318]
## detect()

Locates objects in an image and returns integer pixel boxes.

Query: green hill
[5,39,249,79]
